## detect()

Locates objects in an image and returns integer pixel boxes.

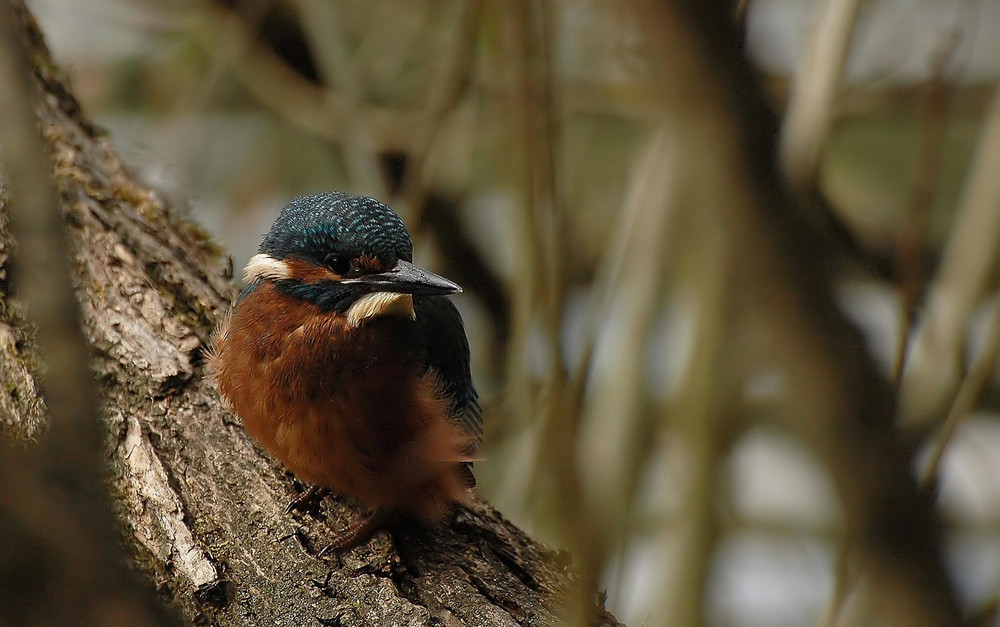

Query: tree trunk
[0,2,617,624]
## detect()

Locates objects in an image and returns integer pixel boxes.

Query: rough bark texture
[1,4,616,625]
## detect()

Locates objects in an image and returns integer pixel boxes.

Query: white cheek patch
[347,292,415,327]
[243,253,291,283]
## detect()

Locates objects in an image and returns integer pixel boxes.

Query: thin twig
[396,0,482,223]
[187,2,418,152]
[503,1,599,621]
[637,0,961,622]
[817,36,960,627]
[920,285,1000,486]
[665,221,733,627]
[573,124,679,505]
[490,0,541,514]
[900,84,1000,426]
[290,0,389,199]
[817,538,854,627]
[891,32,959,386]
[779,0,863,191]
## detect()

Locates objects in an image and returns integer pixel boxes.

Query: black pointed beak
[343,260,462,295]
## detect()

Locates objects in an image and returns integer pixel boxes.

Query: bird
[209,191,481,552]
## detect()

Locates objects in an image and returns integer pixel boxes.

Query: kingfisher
[210,191,481,552]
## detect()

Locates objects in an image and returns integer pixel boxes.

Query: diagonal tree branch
[0,2,619,624]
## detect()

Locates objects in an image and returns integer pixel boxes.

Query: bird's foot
[319,509,385,556]
[285,485,331,515]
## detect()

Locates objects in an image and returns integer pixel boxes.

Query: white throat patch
[347,292,415,327]
[243,253,291,283]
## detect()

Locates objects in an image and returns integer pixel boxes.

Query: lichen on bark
[0,2,619,624]
[0,187,46,443]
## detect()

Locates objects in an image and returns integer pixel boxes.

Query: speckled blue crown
[260,192,414,264]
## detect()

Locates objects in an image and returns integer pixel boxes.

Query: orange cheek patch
[285,258,337,282]
[357,253,386,273]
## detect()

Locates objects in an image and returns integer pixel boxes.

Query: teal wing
[413,295,482,450]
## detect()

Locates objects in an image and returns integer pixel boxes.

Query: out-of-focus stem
[779,0,863,191]
[635,0,960,622]
[666,222,731,627]
[577,125,678,529]
[396,0,482,223]
[292,0,389,199]
[920,287,1000,486]
[901,85,1000,426]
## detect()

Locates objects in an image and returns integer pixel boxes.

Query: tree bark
[0,2,617,624]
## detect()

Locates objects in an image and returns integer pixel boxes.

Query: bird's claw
[318,509,385,556]
[285,485,331,515]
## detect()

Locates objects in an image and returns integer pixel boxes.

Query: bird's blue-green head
[242,192,460,325]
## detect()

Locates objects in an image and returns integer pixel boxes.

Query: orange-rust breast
[210,282,471,520]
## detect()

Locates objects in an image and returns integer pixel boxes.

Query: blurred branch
[892,36,958,384]
[572,125,682,619]
[574,124,679,466]
[919,288,1000,486]
[0,5,87,465]
[636,0,960,623]
[396,0,482,220]
[418,191,511,373]
[823,41,960,627]
[778,0,863,191]
[189,3,419,152]
[901,85,1000,427]
[529,3,572,542]
[0,1,623,623]
[506,0,564,335]
[498,0,551,503]
[0,1,172,623]
[818,539,854,627]
[503,1,603,621]
[666,225,735,627]
[291,0,388,198]
[734,0,751,27]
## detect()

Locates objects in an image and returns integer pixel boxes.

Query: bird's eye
[323,254,353,276]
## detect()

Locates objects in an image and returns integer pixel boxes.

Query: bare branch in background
[0,2,624,624]
[395,0,482,221]
[663,220,736,627]
[188,2,419,152]
[821,37,963,626]
[290,0,389,198]
[891,35,958,385]
[779,0,862,191]
[919,284,1000,486]
[576,124,680,500]
[635,0,960,623]
[501,2,609,620]
[498,0,555,510]
[901,85,1000,427]
[574,125,685,620]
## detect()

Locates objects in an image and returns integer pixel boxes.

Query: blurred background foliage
[27,0,1000,624]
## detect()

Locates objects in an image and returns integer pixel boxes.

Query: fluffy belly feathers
[210,283,471,520]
